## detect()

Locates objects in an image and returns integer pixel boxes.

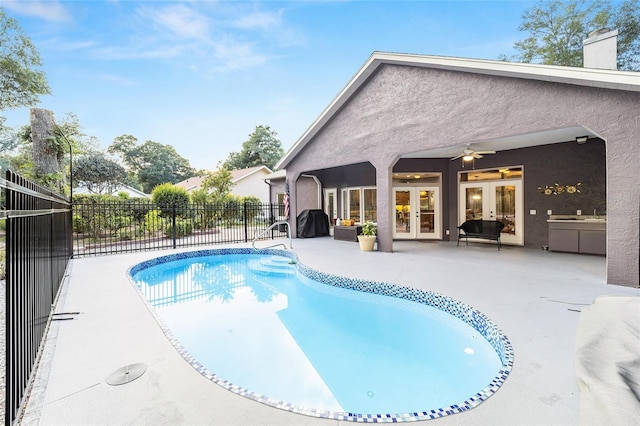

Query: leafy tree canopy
[0,7,51,111]
[506,0,640,70]
[202,167,234,203]
[1,112,97,191]
[72,151,128,195]
[223,125,285,171]
[108,135,195,194]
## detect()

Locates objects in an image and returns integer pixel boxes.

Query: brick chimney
[583,28,618,70]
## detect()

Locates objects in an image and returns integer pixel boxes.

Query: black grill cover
[296,209,330,238]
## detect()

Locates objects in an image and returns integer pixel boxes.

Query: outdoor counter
[548,219,606,255]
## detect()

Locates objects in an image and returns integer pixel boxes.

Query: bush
[144,209,162,235]
[72,214,88,233]
[165,220,193,238]
[117,229,134,241]
[151,183,190,216]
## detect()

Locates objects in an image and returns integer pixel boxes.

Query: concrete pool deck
[20,238,639,425]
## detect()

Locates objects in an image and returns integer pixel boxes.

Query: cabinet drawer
[549,229,579,252]
[580,230,606,255]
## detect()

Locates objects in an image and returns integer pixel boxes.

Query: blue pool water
[130,249,512,420]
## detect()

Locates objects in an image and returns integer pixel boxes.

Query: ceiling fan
[450,144,496,162]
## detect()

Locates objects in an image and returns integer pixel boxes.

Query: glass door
[393,187,440,239]
[324,188,337,226]
[459,180,523,245]
[394,189,412,238]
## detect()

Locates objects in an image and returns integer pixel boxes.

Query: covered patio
[274,52,640,288]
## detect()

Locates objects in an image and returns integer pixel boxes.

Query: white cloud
[56,39,96,52]
[98,73,137,87]
[138,3,211,40]
[92,43,186,61]
[210,39,269,73]
[234,10,282,31]
[2,0,71,23]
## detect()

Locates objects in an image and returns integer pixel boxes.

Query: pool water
[130,250,511,418]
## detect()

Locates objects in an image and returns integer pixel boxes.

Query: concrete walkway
[20,238,639,425]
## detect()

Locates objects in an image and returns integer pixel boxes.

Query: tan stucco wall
[284,64,639,287]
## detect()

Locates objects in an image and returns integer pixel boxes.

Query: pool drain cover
[106,363,147,386]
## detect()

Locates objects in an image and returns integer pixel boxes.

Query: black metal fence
[0,187,287,423]
[2,170,73,426]
[72,200,288,257]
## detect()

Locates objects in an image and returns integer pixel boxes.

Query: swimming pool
[129,248,513,422]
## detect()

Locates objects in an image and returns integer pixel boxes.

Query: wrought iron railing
[72,200,288,257]
[2,170,72,426]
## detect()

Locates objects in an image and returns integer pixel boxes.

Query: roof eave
[276,51,640,169]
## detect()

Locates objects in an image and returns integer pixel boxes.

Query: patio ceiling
[401,126,598,159]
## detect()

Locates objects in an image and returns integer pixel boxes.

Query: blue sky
[2,0,534,171]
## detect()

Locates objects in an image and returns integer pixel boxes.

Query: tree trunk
[31,108,62,189]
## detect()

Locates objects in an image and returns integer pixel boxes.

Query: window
[341,187,376,223]
[349,189,360,222]
[363,188,377,222]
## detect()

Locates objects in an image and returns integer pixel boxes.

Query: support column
[287,170,301,239]
[605,134,640,287]
[373,161,395,252]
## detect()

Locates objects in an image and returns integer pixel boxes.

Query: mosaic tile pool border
[128,248,514,423]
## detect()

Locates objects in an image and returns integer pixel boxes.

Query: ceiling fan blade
[474,153,483,159]
[450,153,464,161]
[475,150,496,155]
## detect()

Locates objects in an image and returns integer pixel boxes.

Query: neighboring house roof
[230,165,273,183]
[74,184,150,198]
[174,175,206,192]
[276,52,640,169]
[175,166,274,192]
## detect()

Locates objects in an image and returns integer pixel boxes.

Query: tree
[72,152,127,194]
[31,108,61,189]
[0,7,51,111]
[108,136,195,193]
[4,112,98,192]
[107,134,138,168]
[506,0,640,71]
[223,125,285,170]
[201,167,234,203]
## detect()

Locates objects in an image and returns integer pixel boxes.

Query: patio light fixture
[576,136,588,144]
[462,154,475,162]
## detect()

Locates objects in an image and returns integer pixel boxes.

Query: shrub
[117,229,133,241]
[144,209,162,235]
[151,183,190,216]
[165,220,193,238]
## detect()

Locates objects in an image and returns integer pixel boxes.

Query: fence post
[243,202,249,242]
[172,202,177,249]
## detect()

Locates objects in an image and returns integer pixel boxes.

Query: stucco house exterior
[273,32,639,287]
[176,165,273,203]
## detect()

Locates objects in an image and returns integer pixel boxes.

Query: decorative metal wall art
[538,183,582,195]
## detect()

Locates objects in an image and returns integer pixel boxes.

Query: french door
[393,187,440,239]
[458,180,523,245]
[324,188,337,225]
